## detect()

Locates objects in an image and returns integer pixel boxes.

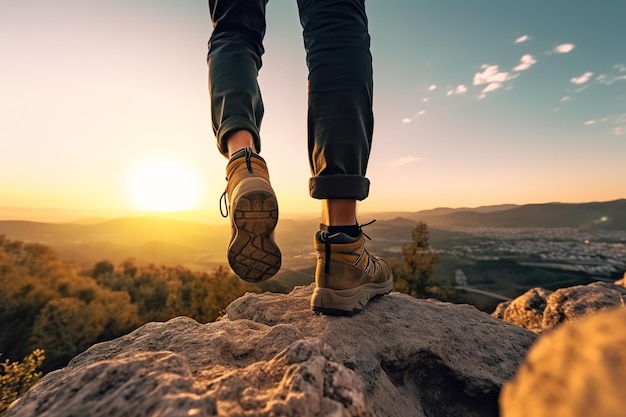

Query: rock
[500,307,626,417]
[493,282,626,332]
[7,285,536,417]
[491,287,553,332]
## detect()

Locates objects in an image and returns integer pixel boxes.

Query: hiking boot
[311,229,393,315]
[220,147,281,282]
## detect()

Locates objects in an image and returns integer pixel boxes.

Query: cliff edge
[6,285,535,417]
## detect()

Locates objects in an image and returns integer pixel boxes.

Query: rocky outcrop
[6,285,535,417]
[492,282,626,332]
[500,307,626,417]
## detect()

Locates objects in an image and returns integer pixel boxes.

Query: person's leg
[208,0,280,282]
[207,0,267,156]
[297,0,392,315]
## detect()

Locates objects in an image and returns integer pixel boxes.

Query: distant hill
[0,217,230,271]
[408,199,626,230]
[1,199,624,274]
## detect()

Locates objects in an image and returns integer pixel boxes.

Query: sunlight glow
[127,154,202,212]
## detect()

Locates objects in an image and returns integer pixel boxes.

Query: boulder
[493,282,626,332]
[7,285,535,417]
[491,287,552,332]
[500,307,626,417]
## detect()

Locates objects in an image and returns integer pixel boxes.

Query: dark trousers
[208,0,373,200]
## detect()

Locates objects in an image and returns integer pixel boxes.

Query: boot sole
[311,277,393,316]
[228,178,281,282]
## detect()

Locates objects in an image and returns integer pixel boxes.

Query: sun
[127,154,203,212]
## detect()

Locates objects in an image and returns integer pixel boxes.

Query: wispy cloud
[596,64,626,84]
[422,97,430,103]
[583,115,625,135]
[554,43,575,54]
[473,65,513,85]
[570,72,594,85]
[402,111,426,124]
[473,65,518,98]
[428,85,437,91]
[560,96,572,102]
[390,156,422,168]
[447,84,468,96]
[482,82,503,94]
[515,35,530,44]
[513,54,537,72]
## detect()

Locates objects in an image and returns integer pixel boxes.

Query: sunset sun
[127,154,202,212]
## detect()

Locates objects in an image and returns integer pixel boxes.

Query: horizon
[1,1,625,215]
[1,196,623,224]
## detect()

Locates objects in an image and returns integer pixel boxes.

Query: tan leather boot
[311,231,393,315]
[221,148,281,282]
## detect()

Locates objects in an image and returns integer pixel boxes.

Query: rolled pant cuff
[216,116,262,156]
[309,175,370,200]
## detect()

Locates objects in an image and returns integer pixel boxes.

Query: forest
[0,236,256,374]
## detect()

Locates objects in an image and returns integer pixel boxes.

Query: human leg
[208,0,280,282]
[297,0,392,314]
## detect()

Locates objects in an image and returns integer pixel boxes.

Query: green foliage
[92,259,256,323]
[394,222,440,298]
[0,349,45,413]
[0,235,256,375]
[393,223,464,303]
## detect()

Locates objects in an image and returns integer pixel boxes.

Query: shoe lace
[321,219,376,274]
[219,148,255,218]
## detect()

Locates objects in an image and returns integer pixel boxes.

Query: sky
[1,0,625,222]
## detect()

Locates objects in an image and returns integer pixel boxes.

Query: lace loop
[358,219,375,240]
[219,190,229,218]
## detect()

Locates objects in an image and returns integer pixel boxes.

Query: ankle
[226,131,256,158]
[321,199,357,226]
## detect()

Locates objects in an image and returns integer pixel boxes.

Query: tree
[0,349,45,413]
[394,222,440,298]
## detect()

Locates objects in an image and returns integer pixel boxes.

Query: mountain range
[0,199,623,274]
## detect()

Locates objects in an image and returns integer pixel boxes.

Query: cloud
[596,65,626,84]
[473,65,514,85]
[402,110,425,124]
[583,115,625,134]
[422,97,430,102]
[596,74,626,84]
[482,82,503,94]
[513,54,537,72]
[447,85,468,95]
[390,156,422,168]
[428,85,437,91]
[570,72,594,84]
[515,35,530,44]
[560,96,572,102]
[554,43,575,54]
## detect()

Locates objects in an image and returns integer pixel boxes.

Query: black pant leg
[207,0,268,156]
[297,0,374,200]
